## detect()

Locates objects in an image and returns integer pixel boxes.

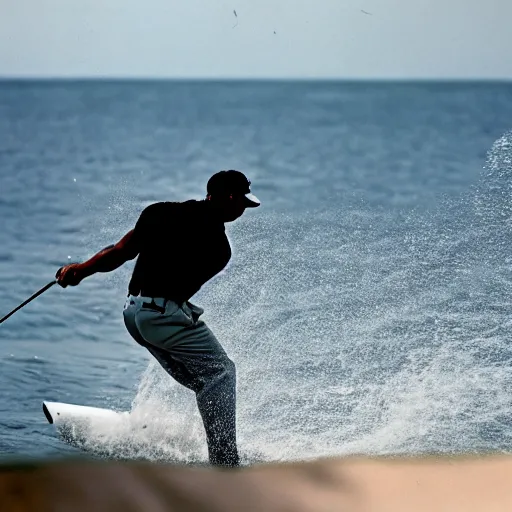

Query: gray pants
[123,295,239,467]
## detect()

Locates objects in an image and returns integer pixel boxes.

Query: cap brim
[244,193,260,208]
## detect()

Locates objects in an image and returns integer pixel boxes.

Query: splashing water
[58,132,512,464]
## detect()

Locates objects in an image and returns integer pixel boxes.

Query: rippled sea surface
[1,80,512,464]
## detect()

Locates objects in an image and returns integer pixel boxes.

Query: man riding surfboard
[56,170,260,467]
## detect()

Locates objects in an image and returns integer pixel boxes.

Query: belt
[136,295,168,314]
[139,290,186,305]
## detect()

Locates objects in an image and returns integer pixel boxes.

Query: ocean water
[1,80,512,465]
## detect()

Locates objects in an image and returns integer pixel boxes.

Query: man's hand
[56,263,87,288]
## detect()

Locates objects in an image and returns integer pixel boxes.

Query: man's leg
[123,297,239,467]
[170,334,238,467]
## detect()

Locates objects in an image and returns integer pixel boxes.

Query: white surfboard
[43,401,128,426]
[42,400,140,456]
[42,400,206,464]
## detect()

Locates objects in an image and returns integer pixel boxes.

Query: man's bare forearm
[79,245,128,277]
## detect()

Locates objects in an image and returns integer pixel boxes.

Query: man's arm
[56,229,139,287]
[79,229,139,277]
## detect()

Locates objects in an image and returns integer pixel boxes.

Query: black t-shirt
[128,200,231,302]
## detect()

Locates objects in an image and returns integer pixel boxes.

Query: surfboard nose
[42,402,55,424]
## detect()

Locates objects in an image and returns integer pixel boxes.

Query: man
[56,170,260,467]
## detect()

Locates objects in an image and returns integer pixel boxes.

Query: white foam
[62,132,512,464]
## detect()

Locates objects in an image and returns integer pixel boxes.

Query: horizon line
[0,76,511,83]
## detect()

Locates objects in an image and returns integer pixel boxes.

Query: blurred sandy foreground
[1,454,511,511]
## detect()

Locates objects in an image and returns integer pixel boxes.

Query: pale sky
[1,0,511,79]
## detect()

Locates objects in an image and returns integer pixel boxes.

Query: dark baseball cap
[207,170,260,208]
